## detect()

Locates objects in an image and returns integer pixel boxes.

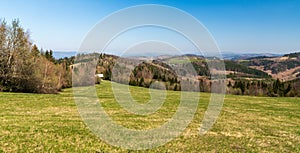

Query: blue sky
[0,0,299,54]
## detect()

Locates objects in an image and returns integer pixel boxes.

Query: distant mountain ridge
[52,51,77,59]
[54,51,286,61]
[222,52,282,60]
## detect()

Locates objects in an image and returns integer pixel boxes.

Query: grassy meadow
[0,80,300,152]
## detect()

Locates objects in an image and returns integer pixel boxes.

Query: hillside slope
[240,52,300,81]
[1,81,299,152]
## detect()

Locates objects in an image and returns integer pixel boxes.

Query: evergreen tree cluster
[227,79,293,97]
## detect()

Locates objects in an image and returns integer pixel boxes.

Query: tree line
[0,19,71,93]
[226,79,294,97]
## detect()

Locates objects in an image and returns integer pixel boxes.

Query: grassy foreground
[0,80,300,152]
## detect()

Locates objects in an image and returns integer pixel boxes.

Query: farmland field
[0,80,300,152]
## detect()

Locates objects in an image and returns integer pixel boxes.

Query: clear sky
[0,0,299,54]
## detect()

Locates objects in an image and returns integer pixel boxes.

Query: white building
[95,74,104,78]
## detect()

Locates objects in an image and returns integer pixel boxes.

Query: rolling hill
[239,52,300,81]
[71,51,300,97]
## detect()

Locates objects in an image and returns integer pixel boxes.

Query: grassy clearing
[0,80,300,152]
[166,57,203,64]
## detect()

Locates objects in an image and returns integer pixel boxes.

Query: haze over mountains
[52,51,77,59]
[53,51,284,60]
[221,52,283,60]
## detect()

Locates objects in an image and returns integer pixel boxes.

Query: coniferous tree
[31,44,40,57]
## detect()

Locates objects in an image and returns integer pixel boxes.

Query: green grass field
[0,80,300,152]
